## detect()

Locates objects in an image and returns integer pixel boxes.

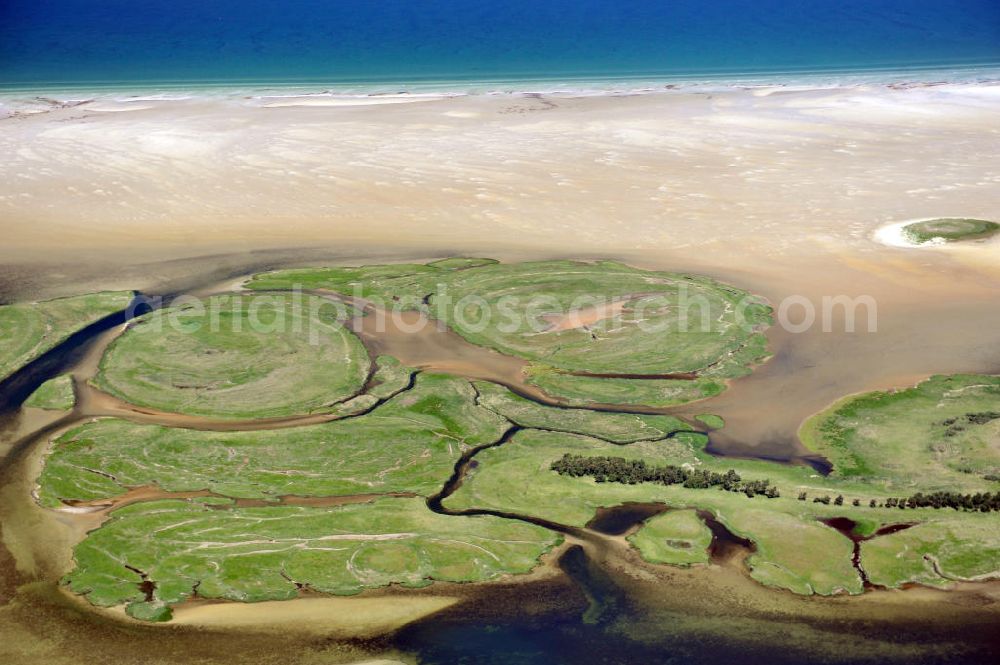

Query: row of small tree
[550,454,779,498]
[901,491,1000,512]
[796,490,1000,513]
[549,453,997,511]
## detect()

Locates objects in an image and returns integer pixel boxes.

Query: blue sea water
[1,0,998,92]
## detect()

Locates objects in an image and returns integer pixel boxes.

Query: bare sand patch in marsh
[2,84,997,271]
[541,297,632,332]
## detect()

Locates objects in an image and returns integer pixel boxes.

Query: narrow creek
[820,517,916,588]
[424,424,593,539]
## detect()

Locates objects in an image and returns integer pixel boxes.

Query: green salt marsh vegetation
[445,377,1000,595]
[524,370,729,408]
[0,291,133,381]
[37,373,506,507]
[24,374,75,410]
[422,259,770,407]
[902,218,999,244]
[65,496,558,622]
[799,374,1000,490]
[246,258,499,307]
[472,380,690,443]
[93,294,370,419]
[860,516,1000,589]
[444,428,866,595]
[367,355,415,398]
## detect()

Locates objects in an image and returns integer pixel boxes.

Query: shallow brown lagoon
[1,85,999,663]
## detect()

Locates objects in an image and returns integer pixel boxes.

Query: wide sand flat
[1,84,997,269]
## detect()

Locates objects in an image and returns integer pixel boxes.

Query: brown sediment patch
[313,291,717,415]
[540,297,632,333]
[539,291,676,335]
[337,294,536,391]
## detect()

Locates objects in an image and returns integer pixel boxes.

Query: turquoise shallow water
[1,0,998,92]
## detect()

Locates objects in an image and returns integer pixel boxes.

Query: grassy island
[695,413,725,429]
[627,509,713,566]
[901,218,999,244]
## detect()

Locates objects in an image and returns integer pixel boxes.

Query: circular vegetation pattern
[434,260,771,373]
[95,294,370,419]
[430,260,773,406]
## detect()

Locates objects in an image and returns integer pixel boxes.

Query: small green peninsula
[0,291,133,382]
[799,374,1000,487]
[24,374,75,410]
[20,260,1000,622]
